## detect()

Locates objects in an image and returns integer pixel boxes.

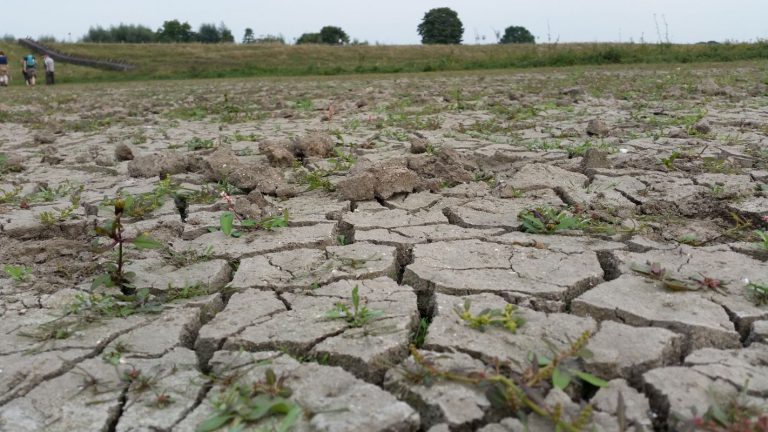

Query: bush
[417,7,464,44]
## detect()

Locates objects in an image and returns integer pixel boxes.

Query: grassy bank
[0,41,767,84]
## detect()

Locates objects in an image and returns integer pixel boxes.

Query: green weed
[198,368,301,432]
[3,264,33,282]
[518,207,588,234]
[454,300,523,333]
[92,200,164,295]
[186,137,215,151]
[325,285,384,328]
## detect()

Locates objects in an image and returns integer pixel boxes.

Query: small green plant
[92,200,164,295]
[197,368,301,432]
[241,210,290,231]
[296,168,335,192]
[518,207,588,234]
[661,150,681,170]
[325,285,384,328]
[678,234,701,246]
[210,212,242,237]
[746,281,768,306]
[631,262,728,294]
[0,186,23,204]
[186,137,215,151]
[686,385,768,431]
[411,318,429,348]
[3,264,33,282]
[404,331,606,432]
[754,230,768,250]
[38,188,83,226]
[454,300,524,333]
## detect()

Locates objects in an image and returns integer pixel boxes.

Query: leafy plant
[197,368,301,432]
[454,300,524,333]
[685,386,768,431]
[404,331,606,432]
[518,207,588,234]
[241,210,290,231]
[411,318,429,348]
[325,285,384,328]
[3,264,33,282]
[186,137,215,151]
[661,150,681,170]
[754,230,768,250]
[38,188,83,226]
[746,281,768,306]
[211,212,241,237]
[678,234,701,246]
[631,262,729,294]
[92,200,164,295]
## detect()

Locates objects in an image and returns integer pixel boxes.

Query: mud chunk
[579,148,612,174]
[693,119,711,134]
[259,139,295,167]
[292,132,335,158]
[114,143,134,161]
[127,151,189,178]
[409,136,428,154]
[337,159,421,201]
[202,147,294,197]
[33,133,56,145]
[586,118,610,137]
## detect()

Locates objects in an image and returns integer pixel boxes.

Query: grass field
[0,40,767,85]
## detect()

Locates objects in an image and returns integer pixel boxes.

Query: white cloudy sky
[4,0,766,44]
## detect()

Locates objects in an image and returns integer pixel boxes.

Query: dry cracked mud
[1,62,767,431]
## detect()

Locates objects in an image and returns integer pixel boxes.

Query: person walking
[22,54,36,86]
[43,54,55,85]
[0,51,9,87]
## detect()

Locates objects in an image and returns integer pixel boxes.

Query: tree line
[77,8,533,45]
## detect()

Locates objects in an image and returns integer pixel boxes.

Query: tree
[319,26,349,45]
[156,20,193,43]
[218,23,234,43]
[197,23,221,43]
[417,7,463,44]
[243,28,255,44]
[296,32,322,44]
[500,26,535,44]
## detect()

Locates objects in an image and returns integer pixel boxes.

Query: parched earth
[0,63,767,431]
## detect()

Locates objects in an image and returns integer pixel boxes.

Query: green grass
[1,41,768,84]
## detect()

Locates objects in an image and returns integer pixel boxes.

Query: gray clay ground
[1,63,767,431]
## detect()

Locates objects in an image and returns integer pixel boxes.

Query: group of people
[0,51,55,87]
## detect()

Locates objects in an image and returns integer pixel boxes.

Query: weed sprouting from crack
[92,200,164,295]
[630,262,729,294]
[197,368,301,432]
[518,207,589,234]
[325,285,384,328]
[402,331,607,432]
[454,300,524,333]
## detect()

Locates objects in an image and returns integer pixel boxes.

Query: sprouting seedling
[92,200,163,295]
[325,285,384,328]
[3,264,33,282]
[754,230,768,250]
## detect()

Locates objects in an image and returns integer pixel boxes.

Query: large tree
[156,20,193,42]
[500,26,535,44]
[319,26,350,44]
[417,7,464,44]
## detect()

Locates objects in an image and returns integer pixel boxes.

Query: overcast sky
[4,0,766,44]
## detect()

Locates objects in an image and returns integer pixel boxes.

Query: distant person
[43,54,55,85]
[22,54,37,86]
[0,51,8,87]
